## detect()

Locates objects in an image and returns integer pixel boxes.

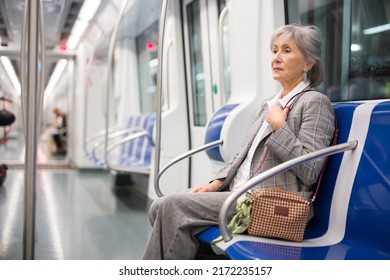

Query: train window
[286,0,390,101]
[218,0,227,11]
[218,0,232,102]
[187,0,207,126]
[136,21,159,113]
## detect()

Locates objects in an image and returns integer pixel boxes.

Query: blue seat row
[87,112,155,173]
[118,113,155,170]
[197,101,390,260]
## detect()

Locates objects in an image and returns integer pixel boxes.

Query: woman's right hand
[191,179,224,193]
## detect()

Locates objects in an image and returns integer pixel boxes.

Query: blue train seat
[154,104,243,198]
[197,100,390,260]
[119,112,155,169]
[91,112,155,173]
[204,104,239,162]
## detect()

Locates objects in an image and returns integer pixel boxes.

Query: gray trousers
[142,191,235,260]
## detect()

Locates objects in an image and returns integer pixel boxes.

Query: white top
[229,81,310,191]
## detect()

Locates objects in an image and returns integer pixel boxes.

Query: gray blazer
[214,90,335,199]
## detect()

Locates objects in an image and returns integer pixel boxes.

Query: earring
[303,70,308,82]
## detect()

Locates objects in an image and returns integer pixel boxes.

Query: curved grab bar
[103,0,131,167]
[155,139,223,197]
[86,127,121,142]
[106,130,151,172]
[85,127,122,155]
[91,127,146,161]
[164,40,173,110]
[107,130,152,153]
[218,6,228,106]
[154,0,170,198]
[218,140,358,242]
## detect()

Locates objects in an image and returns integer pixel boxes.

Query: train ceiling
[0,0,162,96]
[0,0,86,93]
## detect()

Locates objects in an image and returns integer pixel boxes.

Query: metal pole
[20,0,29,128]
[218,7,228,105]
[38,0,46,135]
[103,0,131,168]
[153,0,170,197]
[23,0,40,260]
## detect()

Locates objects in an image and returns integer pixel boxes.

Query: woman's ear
[304,58,316,72]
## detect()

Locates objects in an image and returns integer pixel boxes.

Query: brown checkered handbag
[247,188,310,242]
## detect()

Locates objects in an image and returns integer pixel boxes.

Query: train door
[39,56,74,166]
[0,52,74,168]
[0,55,24,165]
[182,0,229,186]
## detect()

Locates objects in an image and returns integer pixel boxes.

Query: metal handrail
[20,0,29,127]
[153,0,170,197]
[20,0,46,132]
[23,0,41,260]
[164,40,173,110]
[155,139,223,197]
[84,127,121,155]
[107,131,152,153]
[218,6,228,106]
[106,130,152,172]
[38,0,46,134]
[102,0,131,167]
[218,140,358,242]
[91,127,146,162]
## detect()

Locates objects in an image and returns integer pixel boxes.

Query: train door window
[136,21,159,113]
[42,59,73,162]
[183,0,214,127]
[349,0,390,100]
[286,0,390,101]
[218,0,232,102]
[186,0,206,126]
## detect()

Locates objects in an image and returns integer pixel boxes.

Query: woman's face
[271,34,312,92]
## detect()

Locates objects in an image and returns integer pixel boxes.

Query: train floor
[1,129,154,259]
[0,169,152,260]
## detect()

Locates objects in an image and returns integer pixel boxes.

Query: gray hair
[270,24,323,87]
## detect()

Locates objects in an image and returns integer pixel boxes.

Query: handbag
[247,188,310,242]
[0,109,15,127]
[0,97,15,127]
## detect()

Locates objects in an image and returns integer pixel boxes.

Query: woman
[51,107,67,154]
[143,24,335,260]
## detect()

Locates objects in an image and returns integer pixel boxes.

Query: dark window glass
[286,0,390,101]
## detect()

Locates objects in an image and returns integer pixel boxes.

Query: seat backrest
[305,101,390,258]
[304,103,357,238]
[343,101,390,257]
[120,114,144,162]
[133,113,156,166]
[204,104,239,162]
[120,112,156,167]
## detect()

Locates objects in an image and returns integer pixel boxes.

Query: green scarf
[212,193,251,244]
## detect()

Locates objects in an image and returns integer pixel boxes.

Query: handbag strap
[310,116,339,202]
[249,88,338,203]
[249,87,311,178]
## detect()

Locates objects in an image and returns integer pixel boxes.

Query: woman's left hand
[266,104,289,131]
[191,179,224,193]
